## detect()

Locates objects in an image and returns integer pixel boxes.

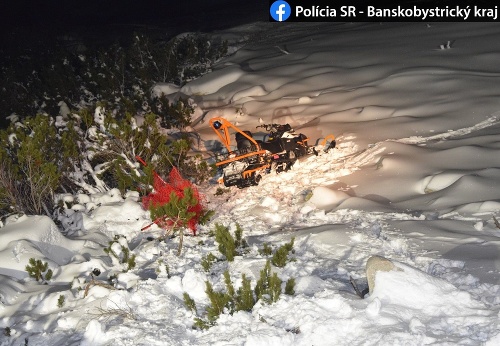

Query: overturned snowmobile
[209,117,336,188]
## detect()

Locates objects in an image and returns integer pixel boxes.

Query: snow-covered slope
[1,22,500,345]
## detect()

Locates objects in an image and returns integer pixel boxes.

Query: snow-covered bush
[0,31,228,122]
[152,95,193,130]
[0,114,75,215]
[0,101,216,217]
[104,235,137,272]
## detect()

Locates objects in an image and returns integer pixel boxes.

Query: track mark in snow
[391,114,499,145]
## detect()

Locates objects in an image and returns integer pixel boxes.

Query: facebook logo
[270,1,291,22]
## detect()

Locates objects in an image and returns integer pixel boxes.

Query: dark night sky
[0,0,268,44]
[1,1,268,30]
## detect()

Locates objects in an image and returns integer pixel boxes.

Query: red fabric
[142,167,204,235]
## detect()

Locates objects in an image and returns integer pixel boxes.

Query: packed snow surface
[2,22,500,345]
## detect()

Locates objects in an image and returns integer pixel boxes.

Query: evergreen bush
[285,278,296,296]
[214,223,237,261]
[213,223,248,261]
[187,259,294,329]
[104,235,137,272]
[0,103,215,218]
[254,260,282,304]
[271,237,295,268]
[0,114,74,215]
[25,258,53,283]
[0,30,228,125]
[204,279,231,325]
[201,253,218,272]
[235,274,255,312]
[259,243,273,256]
[234,223,248,249]
[147,186,213,255]
[57,295,65,308]
[183,292,197,314]
[189,270,257,329]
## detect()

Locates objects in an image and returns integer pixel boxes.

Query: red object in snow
[141,166,204,235]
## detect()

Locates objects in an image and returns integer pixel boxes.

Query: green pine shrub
[234,223,248,249]
[147,187,214,255]
[154,96,193,130]
[183,292,197,314]
[0,114,76,215]
[57,295,65,308]
[214,224,237,261]
[205,279,231,326]
[189,269,257,329]
[26,258,53,283]
[235,274,255,312]
[201,253,218,272]
[271,237,295,268]
[213,223,248,261]
[254,260,282,304]
[187,259,294,329]
[104,235,137,272]
[258,238,295,267]
[259,243,273,256]
[285,278,296,296]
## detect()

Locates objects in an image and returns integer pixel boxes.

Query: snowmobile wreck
[209,117,336,188]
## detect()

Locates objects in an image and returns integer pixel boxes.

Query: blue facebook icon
[270,1,291,22]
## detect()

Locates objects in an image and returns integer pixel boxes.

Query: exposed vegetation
[258,238,296,268]
[185,259,295,330]
[57,295,65,308]
[271,237,295,268]
[25,258,53,283]
[147,187,214,255]
[0,107,214,218]
[0,29,225,219]
[201,253,218,272]
[0,31,228,125]
[104,235,137,272]
[214,223,248,261]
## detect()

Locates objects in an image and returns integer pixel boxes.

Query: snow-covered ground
[2,22,500,345]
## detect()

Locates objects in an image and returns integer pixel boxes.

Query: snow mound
[0,215,86,279]
[308,186,349,211]
[369,260,488,317]
[181,65,243,96]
